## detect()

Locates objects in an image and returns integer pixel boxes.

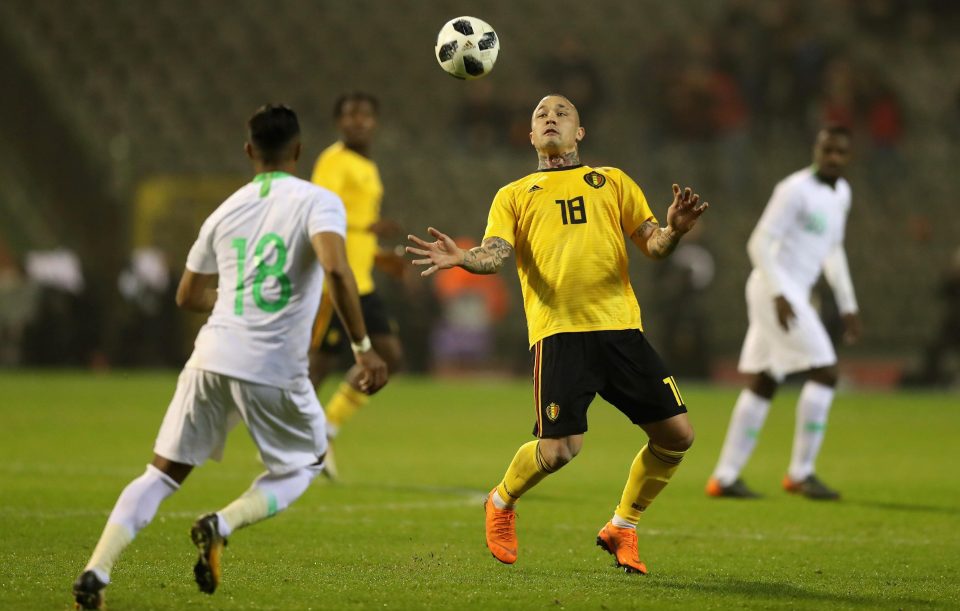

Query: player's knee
[653,424,694,452]
[809,366,838,388]
[539,440,580,470]
[544,450,574,470]
[675,426,695,452]
[750,373,778,399]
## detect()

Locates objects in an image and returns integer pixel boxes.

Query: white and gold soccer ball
[434,16,499,80]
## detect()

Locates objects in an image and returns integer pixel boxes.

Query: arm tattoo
[461,237,512,274]
[649,227,680,258]
[634,220,679,259]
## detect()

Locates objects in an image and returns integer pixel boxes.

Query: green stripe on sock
[266,493,279,517]
[804,422,827,433]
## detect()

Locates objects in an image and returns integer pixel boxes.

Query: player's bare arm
[633,221,680,259]
[406,228,512,276]
[311,231,388,394]
[774,295,797,331]
[841,312,862,345]
[175,270,218,312]
[632,184,709,259]
[463,237,512,274]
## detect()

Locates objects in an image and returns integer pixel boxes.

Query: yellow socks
[324,382,369,436]
[495,441,554,507]
[615,444,686,525]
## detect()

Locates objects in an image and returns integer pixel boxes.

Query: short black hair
[333,92,379,119]
[820,124,852,139]
[248,104,300,163]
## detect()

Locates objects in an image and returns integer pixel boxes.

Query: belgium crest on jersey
[545,402,560,422]
[583,171,606,189]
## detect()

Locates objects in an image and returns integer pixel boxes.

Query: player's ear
[244,142,255,161]
[529,130,535,146]
[575,126,585,143]
[292,140,302,162]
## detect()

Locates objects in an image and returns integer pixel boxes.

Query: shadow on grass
[845,499,960,516]
[654,576,937,608]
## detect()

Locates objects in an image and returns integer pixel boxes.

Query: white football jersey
[747,167,852,301]
[184,172,346,390]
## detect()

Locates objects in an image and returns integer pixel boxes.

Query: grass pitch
[0,371,957,610]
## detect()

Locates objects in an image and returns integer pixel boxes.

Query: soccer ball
[434,16,499,80]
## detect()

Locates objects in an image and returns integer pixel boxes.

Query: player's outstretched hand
[666,184,709,235]
[355,349,388,395]
[842,312,862,345]
[774,295,797,331]
[406,227,464,277]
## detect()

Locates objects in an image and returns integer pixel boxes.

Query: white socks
[490,488,511,510]
[83,463,325,582]
[217,465,322,537]
[85,465,180,582]
[610,514,635,530]
[711,389,771,486]
[788,381,835,482]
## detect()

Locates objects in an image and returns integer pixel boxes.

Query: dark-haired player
[72,104,388,609]
[407,94,708,574]
[706,126,861,501]
[308,92,404,478]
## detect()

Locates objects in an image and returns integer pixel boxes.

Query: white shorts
[154,368,327,474]
[737,276,836,382]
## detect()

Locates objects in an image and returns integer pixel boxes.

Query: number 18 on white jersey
[184,172,346,390]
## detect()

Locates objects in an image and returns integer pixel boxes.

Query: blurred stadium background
[0,0,958,381]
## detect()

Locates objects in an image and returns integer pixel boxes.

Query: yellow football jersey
[311,142,383,295]
[483,165,656,347]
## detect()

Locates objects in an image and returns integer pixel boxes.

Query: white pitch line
[0,495,487,521]
[0,504,947,548]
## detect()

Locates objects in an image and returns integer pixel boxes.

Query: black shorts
[531,329,687,437]
[316,292,396,354]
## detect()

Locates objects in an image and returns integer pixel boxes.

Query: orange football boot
[484,488,518,564]
[706,477,761,498]
[596,521,648,574]
[783,474,840,500]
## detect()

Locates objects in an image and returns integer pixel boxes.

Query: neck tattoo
[538,151,580,170]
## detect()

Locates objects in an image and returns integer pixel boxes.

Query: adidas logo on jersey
[528,185,543,193]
